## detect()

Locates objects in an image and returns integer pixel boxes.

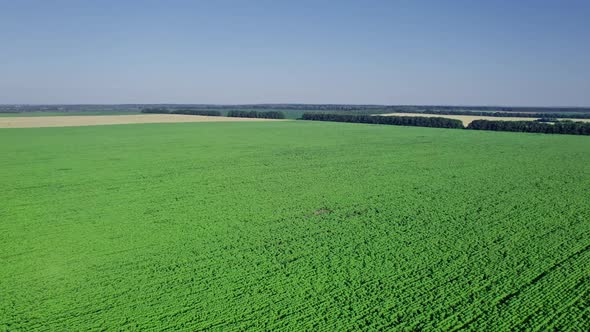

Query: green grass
[0,111,140,117]
[1,121,589,331]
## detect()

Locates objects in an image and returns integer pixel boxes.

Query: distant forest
[302,113,590,136]
[2,104,590,114]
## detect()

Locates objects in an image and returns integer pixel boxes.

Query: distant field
[0,110,312,119]
[380,112,590,125]
[0,114,286,128]
[1,121,589,330]
[0,111,140,117]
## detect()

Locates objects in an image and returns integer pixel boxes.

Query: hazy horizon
[3,103,590,109]
[1,0,589,106]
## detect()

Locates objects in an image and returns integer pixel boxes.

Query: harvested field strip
[0,114,287,128]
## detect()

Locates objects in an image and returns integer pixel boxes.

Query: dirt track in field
[0,114,287,128]
[379,113,590,125]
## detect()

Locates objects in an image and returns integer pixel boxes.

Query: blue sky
[1,0,589,106]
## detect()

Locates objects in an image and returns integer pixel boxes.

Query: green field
[1,121,589,330]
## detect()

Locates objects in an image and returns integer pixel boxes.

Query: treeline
[4,104,590,115]
[390,109,590,119]
[141,108,285,118]
[141,108,221,116]
[227,110,285,119]
[301,113,464,129]
[468,120,590,135]
[160,104,386,111]
[384,105,590,114]
[0,105,145,113]
[301,113,590,136]
[170,109,221,116]
[138,104,590,113]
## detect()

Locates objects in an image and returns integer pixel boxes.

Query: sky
[0,0,589,106]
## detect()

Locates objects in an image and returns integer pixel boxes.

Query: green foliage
[389,108,590,119]
[227,110,286,119]
[170,109,221,116]
[468,119,590,135]
[302,112,464,129]
[1,121,589,330]
[141,108,222,116]
[303,113,590,136]
[536,118,559,123]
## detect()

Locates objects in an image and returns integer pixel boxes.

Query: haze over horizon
[1,0,589,106]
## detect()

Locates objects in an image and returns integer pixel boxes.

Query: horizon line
[2,103,590,109]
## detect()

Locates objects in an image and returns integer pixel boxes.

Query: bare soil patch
[0,114,287,128]
[313,208,332,215]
